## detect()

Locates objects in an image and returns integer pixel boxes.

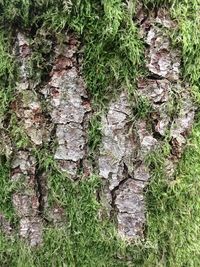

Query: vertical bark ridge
[10,32,50,246]
[2,5,196,246]
[137,6,195,177]
[41,34,91,179]
[0,213,12,236]
[98,6,195,239]
[9,32,92,246]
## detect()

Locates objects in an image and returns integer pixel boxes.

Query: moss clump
[0,0,200,266]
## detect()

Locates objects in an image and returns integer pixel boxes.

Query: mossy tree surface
[0,0,200,266]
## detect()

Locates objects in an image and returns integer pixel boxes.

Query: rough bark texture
[9,33,45,246]
[1,5,195,245]
[41,35,91,177]
[5,32,91,246]
[98,6,195,239]
[0,213,12,236]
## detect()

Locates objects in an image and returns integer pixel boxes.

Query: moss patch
[0,0,200,266]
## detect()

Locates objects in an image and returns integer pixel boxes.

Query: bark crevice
[98,5,195,239]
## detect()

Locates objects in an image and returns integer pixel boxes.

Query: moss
[142,2,200,266]
[0,158,15,220]
[0,0,200,266]
[172,0,200,87]
[0,31,15,121]
[88,113,102,156]
[143,120,200,266]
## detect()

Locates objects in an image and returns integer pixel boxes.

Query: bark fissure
[1,4,196,247]
[98,5,195,239]
[35,166,46,215]
[8,32,93,245]
[40,34,91,179]
[9,32,47,246]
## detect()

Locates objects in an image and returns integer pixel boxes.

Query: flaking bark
[10,33,45,246]
[6,32,91,246]
[1,5,196,245]
[41,35,91,178]
[98,6,195,239]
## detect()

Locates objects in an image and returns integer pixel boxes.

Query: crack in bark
[0,4,196,246]
[40,34,91,179]
[35,166,46,216]
[8,32,47,246]
[98,5,196,240]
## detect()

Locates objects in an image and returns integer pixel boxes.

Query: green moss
[0,0,200,266]
[88,113,102,155]
[143,2,200,266]
[9,114,31,149]
[0,31,15,120]
[0,173,133,267]
[172,0,200,87]
[0,158,15,219]
[142,120,200,266]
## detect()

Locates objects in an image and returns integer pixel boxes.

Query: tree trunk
[0,1,198,266]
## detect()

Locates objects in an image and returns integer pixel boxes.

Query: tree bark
[0,4,195,246]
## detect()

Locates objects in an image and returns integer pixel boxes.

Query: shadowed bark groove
[98,6,195,239]
[2,5,196,247]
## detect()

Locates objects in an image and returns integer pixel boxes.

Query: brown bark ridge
[98,6,195,239]
[4,6,195,245]
[10,32,46,246]
[41,34,91,178]
[8,32,91,246]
